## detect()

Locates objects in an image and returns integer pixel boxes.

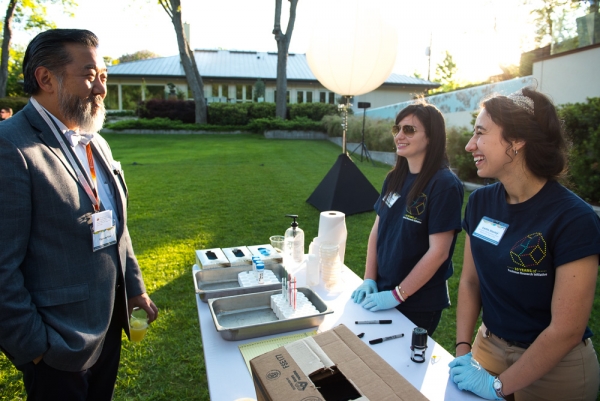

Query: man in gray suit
[0,29,158,400]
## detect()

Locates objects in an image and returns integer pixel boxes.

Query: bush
[289,103,339,121]
[104,117,246,132]
[246,117,325,133]
[207,103,250,126]
[0,97,29,114]
[247,102,276,120]
[137,99,196,123]
[446,126,479,182]
[559,98,600,204]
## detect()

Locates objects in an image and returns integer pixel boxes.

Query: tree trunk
[0,0,18,98]
[161,0,207,124]
[273,0,298,120]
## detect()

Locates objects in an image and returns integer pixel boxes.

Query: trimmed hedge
[288,103,339,121]
[0,97,29,114]
[104,117,246,132]
[207,103,250,125]
[137,99,196,123]
[135,100,340,125]
[246,117,325,133]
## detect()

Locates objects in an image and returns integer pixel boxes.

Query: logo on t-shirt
[508,232,548,276]
[403,193,427,224]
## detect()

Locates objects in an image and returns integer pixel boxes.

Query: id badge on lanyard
[30,98,117,252]
[91,210,117,251]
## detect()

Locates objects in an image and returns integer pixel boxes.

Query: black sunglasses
[392,124,418,137]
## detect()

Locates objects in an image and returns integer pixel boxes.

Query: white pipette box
[195,248,230,269]
[247,244,283,263]
[222,246,253,266]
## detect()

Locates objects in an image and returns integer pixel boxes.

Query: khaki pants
[472,325,600,401]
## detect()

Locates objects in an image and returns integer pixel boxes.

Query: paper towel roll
[317,211,347,263]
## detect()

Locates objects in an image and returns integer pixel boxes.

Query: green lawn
[1,134,599,400]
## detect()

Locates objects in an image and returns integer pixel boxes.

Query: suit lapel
[23,103,80,184]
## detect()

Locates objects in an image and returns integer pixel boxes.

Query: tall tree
[118,49,160,63]
[0,0,74,98]
[524,0,583,46]
[434,51,458,92]
[272,0,298,119]
[158,0,207,124]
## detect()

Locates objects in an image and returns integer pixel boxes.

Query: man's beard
[57,84,106,133]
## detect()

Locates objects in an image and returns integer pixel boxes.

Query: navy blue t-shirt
[374,167,464,312]
[463,180,600,343]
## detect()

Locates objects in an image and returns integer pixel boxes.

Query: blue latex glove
[351,279,378,303]
[360,290,400,311]
[448,353,503,400]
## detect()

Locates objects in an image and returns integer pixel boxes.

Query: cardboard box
[250,324,428,401]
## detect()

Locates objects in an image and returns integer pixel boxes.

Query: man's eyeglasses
[392,124,418,137]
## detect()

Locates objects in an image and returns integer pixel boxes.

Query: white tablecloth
[194,263,480,400]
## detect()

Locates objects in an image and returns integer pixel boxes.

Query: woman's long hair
[482,87,568,180]
[383,101,449,205]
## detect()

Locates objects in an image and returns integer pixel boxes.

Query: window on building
[328,92,335,104]
[121,85,142,110]
[146,85,164,100]
[105,84,119,110]
[297,91,304,104]
[222,85,229,98]
[320,92,327,103]
[246,85,252,101]
[307,92,313,103]
[212,85,219,97]
[236,84,243,102]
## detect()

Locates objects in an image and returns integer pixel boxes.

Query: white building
[106,49,440,112]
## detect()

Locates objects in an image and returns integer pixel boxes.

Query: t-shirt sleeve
[427,179,464,235]
[553,209,600,267]
[462,191,476,234]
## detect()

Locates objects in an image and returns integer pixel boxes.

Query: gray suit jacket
[0,102,146,371]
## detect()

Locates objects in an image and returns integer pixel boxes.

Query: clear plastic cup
[129,307,149,342]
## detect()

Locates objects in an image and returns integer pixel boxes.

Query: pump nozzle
[285,214,299,228]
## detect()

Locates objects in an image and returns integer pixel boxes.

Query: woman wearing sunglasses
[449,88,600,400]
[351,101,464,336]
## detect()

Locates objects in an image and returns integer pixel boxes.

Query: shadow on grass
[115,272,208,401]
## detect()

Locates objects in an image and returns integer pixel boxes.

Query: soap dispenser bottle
[284,214,305,267]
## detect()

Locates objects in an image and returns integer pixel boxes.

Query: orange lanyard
[85,144,100,213]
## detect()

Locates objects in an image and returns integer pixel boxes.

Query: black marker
[357,332,365,338]
[355,320,392,324]
[369,333,404,345]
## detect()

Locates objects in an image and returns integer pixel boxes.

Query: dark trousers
[17,314,122,401]
[399,309,443,337]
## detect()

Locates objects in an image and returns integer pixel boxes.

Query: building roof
[108,49,440,88]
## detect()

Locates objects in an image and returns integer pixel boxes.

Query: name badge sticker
[91,212,117,252]
[92,210,113,232]
[473,216,509,246]
[385,192,400,208]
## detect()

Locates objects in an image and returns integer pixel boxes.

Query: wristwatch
[493,376,506,399]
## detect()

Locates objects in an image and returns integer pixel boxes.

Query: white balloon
[306,0,398,97]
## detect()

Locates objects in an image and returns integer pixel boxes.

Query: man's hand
[33,354,43,365]
[128,293,158,323]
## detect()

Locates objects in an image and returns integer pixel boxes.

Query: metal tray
[208,287,333,341]
[193,263,286,302]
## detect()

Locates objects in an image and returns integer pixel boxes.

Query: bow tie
[64,130,94,147]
